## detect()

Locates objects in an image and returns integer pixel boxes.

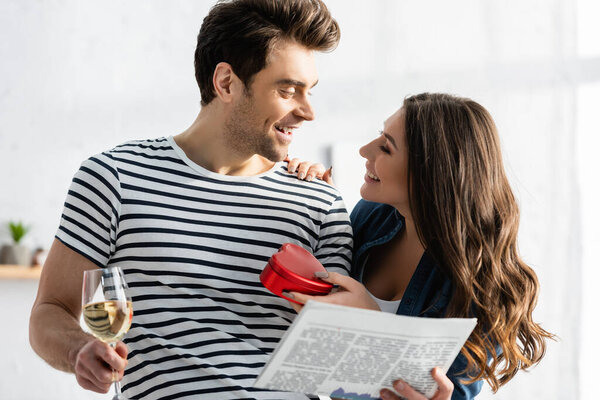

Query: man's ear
[213,62,241,103]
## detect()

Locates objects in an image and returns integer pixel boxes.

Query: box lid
[268,243,333,291]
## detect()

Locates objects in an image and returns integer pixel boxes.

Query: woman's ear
[212,62,241,103]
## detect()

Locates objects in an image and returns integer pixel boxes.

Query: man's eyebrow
[276,79,319,89]
[382,131,398,149]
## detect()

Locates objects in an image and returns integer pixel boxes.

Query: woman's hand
[286,271,380,313]
[380,367,454,400]
[285,157,333,184]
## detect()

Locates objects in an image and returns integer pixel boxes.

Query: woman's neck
[362,211,425,301]
[399,212,425,255]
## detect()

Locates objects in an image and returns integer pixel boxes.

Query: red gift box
[260,243,333,304]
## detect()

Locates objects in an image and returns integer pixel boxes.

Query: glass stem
[113,378,122,396]
[110,342,123,397]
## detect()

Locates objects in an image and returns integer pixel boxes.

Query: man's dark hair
[195,0,340,105]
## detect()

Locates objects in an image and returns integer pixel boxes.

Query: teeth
[275,126,294,134]
[367,171,380,181]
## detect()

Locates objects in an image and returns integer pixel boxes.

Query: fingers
[391,379,428,400]
[74,342,114,390]
[314,271,362,291]
[383,369,453,400]
[304,163,326,181]
[75,373,111,394]
[379,389,401,400]
[113,341,129,361]
[322,166,334,185]
[285,158,329,182]
[74,339,128,392]
[297,161,324,180]
[287,300,303,313]
[431,367,453,399]
[287,157,301,173]
[284,291,316,305]
[102,342,128,372]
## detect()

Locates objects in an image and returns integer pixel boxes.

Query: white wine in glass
[82,267,133,400]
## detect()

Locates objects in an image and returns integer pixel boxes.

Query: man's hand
[29,239,129,394]
[74,340,128,393]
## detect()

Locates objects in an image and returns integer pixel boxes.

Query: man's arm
[29,238,128,393]
[313,193,353,276]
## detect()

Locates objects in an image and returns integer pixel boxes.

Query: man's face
[225,41,318,162]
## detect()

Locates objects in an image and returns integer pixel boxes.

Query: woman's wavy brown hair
[403,93,554,391]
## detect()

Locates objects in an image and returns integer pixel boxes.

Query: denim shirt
[350,200,483,400]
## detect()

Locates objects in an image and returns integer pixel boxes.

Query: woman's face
[359,107,410,214]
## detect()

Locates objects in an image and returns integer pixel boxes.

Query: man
[29,1,352,399]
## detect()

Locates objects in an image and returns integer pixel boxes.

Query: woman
[287,93,553,400]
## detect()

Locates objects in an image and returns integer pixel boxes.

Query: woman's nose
[359,139,375,160]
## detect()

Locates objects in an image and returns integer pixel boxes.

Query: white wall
[0,280,106,399]
[1,0,598,399]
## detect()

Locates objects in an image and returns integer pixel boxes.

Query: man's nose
[295,95,315,121]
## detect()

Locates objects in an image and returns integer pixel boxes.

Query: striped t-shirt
[56,137,353,400]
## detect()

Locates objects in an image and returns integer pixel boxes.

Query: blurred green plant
[9,221,29,244]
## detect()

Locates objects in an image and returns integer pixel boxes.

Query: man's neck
[174,108,275,176]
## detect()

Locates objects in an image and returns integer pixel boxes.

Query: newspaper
[254,301,477,399]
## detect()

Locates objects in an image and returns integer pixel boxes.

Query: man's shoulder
[265,163,345,202]
[74,137,177,181]
[103,137,173,156]
[88,136,179,167]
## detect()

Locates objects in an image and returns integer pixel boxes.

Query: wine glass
[82,267,133,400]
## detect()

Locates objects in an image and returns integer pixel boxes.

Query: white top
[367,289,402,314]
[56,137,353,400]
[360,255,401,314]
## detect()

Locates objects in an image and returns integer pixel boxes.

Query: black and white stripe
[56,137,352,399]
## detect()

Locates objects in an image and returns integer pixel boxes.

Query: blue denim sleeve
[448,353,483,400]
